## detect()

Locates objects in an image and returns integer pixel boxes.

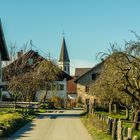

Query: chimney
[17,50,24,58]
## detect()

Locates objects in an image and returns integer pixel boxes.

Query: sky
[1,0,140,75]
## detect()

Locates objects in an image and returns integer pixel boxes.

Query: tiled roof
[67,76,77,94]
[75,68,91,77]
[75,61,104,83]
[3,49,72,81]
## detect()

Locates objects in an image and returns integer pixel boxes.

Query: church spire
[58,37,70,75]
[59,37,70,62]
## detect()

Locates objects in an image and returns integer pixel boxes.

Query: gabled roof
[75,61,104,83]
[59,37,70,62]
[0,20,9,61]
[3,49,72,81]
[75,68,91,77]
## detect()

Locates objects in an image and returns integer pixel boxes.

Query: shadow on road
[8,122,36,140]
[37,109,87,119]
[8,109,87,140]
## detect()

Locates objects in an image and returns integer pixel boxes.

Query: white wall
[58,61,70,75]
[36,90,46,101]
[36,78,67,101]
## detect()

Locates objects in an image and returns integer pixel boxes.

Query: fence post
[112,119,118,140]
[108,118,113,135]
[127,128,133,140]
[107,117,110,125]
[117,119,122,140]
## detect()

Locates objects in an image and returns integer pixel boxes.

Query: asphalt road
[8,109,92,140]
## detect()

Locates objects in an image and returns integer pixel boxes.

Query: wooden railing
[0,101,42,109]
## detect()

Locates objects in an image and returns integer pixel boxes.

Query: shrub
[40,103,48,109]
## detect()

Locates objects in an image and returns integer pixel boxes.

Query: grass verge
[81,114,111,140]
[0,109,36,138]
[94,110,140,139]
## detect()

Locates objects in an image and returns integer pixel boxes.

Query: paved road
[8,109,92,140]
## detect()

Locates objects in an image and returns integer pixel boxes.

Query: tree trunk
[133,110,140,130]
[113,103,117,114]
[131,111,135,121]
[125,107,129,120]
[109,101,112,114]
[44,88,48,103]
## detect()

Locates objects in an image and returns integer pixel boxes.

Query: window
[85,86,89,93]
[57,84,64,90]
[64,66,67,71]
[60,84,64,90]
[91,73,96,80]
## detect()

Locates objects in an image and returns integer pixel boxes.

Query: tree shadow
[8,120,36,140]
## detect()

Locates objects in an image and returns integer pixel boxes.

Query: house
[3,49,72,105]
[75,68,91,78]
[0,20,10,99]
[67,68,91,99]
[75,62,104,104]
[67,76,77,99]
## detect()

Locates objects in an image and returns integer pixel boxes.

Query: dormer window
[28,58,34,65]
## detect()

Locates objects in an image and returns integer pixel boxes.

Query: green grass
[95,110,126,119]
[81,114,112,140]
[133,130,140,139]
[0,108,36,138]
[95,110,140,139]
[36,108,47,113]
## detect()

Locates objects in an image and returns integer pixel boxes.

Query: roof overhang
[0,20,10,61]
[57,71,73,81]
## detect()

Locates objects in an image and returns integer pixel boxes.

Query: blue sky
[1,0,140,74]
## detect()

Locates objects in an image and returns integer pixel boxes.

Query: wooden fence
[94,112,139,140]
[0,101,42,110]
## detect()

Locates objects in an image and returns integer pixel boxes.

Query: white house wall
[36,78,67,101]
[36,90,46,101]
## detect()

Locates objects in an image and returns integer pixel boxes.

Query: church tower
[59,37,70,75]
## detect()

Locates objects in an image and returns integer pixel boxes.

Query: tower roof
[0,19,9,61]
[59,37,70,62]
